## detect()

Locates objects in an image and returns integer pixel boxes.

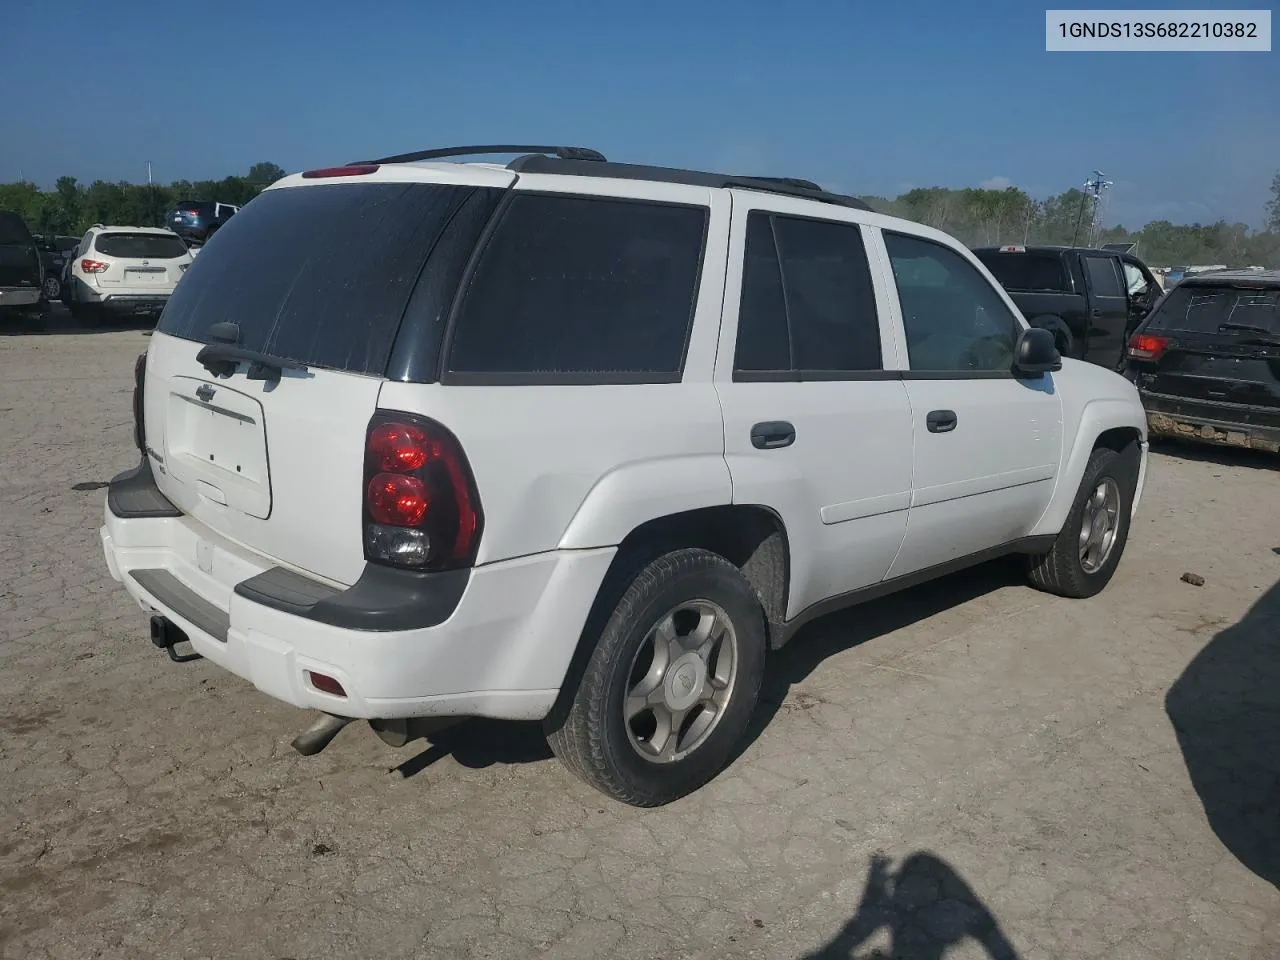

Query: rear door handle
[926,409,957,433]
[750,421,796,449]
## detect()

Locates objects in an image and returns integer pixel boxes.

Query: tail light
[132,353,147,454]
[362,411,483,571]
[81,258,108,273]
[1127,333,1169,361]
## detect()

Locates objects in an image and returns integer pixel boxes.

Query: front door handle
[926,409,957,434]
[750,421,796,449]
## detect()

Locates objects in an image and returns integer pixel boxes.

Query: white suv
[64,225,191,320]
[101,145,1149,806]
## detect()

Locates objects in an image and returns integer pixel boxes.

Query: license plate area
[125,267,166,284]
[163,378,272,518]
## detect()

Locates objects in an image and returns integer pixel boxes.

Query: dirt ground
[1,312,1277,960]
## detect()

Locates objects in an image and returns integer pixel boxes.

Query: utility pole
[147,161,155,227]
[1071,170,1112,247]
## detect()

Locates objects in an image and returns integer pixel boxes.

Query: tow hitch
[150,615,201,663]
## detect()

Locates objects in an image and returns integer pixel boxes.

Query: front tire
[546,548,767,806]
[1028,445,1137,598]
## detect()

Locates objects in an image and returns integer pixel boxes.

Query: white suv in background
[101,145,1149,806]
[63,225,192,320]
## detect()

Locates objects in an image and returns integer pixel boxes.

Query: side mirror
[1013,327,1062,376]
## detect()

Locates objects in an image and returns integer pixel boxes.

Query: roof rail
[505,154,871,211]
[349,144,607,166]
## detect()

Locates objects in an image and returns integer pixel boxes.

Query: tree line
[3,162,1278,269]
[0,162,287,239]
[861,174,1280,268]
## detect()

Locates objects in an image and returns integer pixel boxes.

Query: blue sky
[3,0,1276,227]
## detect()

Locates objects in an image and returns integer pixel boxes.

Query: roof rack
[506,155,871,211]
[349,144,607,166]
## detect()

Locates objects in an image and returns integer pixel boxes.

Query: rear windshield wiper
[1216,323,1280,347]
[1219,322,1277,336]
[196,342,309,381]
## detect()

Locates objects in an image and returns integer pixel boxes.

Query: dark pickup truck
[973,244,1163,370]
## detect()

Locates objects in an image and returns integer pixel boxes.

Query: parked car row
[0,198,238,320]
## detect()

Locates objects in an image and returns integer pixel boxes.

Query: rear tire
[1028,445,1137,599]
[546,548,767,807]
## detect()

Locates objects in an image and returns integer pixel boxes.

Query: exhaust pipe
[291,713,353,756]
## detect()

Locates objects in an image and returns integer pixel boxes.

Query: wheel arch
[543,504,792,732]
[1030,399,1147,539]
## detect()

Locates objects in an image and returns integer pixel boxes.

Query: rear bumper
[101,461,616,721]
[88,292,173,314]
[0,287,41,307]
[1140,390,1280,453]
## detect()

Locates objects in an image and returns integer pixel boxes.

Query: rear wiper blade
[1218,322,1276,335]
[196,342,308,381]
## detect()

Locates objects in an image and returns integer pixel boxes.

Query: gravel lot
[2,312,1277,960]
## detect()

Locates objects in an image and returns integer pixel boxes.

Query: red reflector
[81,258,108,273]
[301,164,380,179]
[1127,333,1169,361]
[367,473,429,525]
[368,422,431,472]
[306,671,346,697]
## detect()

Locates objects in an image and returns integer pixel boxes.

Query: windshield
[973,251,1071,293]
[95,233,190,259]
[1145,284,1280,335]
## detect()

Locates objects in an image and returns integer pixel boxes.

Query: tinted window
[159,182,494,375]
[1145,284,1280,335]
[0,212,33,245]
[95,232,189,259]
[175,200,213,215]
[734,214,790,371]
[1084,256,1124,297]
[735,213,881,374]
[447,194,707,379]
[974,250,1071,293]
[885,232,1020,372]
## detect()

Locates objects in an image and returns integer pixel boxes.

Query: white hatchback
[64,226,192,320]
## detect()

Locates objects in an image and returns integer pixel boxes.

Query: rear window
[0,213,33,246]
[1146,284,1280,335]
[158,182,498,376]
[175,201,213,215]
[974,251,1071,293]
[95,232,189,259]
[446,194,708,382]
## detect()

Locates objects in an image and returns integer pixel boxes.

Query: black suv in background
[973,245,1163,370]
[1124,270,1280,454]
[0,211,44,317]
[166,200,239,245]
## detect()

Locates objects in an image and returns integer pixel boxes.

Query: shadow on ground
[393,719,552,778]
[1166,579,1280,888]
[801,851,1020,959]
[1149,437,1278,471]
[0,304,156,337]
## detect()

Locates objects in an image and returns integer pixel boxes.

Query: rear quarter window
[445,193,708,383]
